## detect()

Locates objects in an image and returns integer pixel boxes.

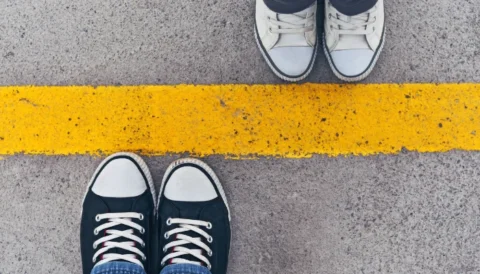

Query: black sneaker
[80,153,156,274]
[157,158,231,274]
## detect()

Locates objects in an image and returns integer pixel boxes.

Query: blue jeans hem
[91,262,146,274]
[160,264,211,274]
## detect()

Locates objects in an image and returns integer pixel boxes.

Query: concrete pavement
[0,0,479,85]
[1,153,480,273]
[1,0,480,273]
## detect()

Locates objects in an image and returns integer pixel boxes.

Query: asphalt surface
[1,153,480,273]
[1,0,480,273]
[0,0,479,85]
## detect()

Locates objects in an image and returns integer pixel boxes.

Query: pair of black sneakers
[80,153,231,274]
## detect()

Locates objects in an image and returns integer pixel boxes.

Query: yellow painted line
[0,84,479,158]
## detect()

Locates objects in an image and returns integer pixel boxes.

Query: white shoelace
[92,212,146,268]
[161,218,213,270]
[268,13,315,34]
[328,6,377,35]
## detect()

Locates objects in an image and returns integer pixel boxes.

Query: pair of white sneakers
[255,0,385,82]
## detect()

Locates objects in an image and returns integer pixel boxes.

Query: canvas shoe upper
[157,158,231,274]
[80,153,156,274]
[255,0,317,82]
[324,0,385,81]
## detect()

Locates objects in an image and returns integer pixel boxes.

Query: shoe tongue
[335,35,369,50]
[103,196,137,213]
[334,14,370,51]
[168,200,211,267]
[277,9,308,22]
[101,197,144,262]
[170,200,207,219]
[275,12,309,48]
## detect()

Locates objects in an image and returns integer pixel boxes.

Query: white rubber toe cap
[164,166,218,202]
[330,49,374,77]
[268,47,314,77]
[92,158,147,198]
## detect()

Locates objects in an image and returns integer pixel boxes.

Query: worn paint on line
[0,84,479,157]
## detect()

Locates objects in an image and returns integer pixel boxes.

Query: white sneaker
[255,0,317,82]
[323,0,385,82]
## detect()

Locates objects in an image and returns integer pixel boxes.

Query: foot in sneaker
[323,0,385,82]
[255,0,317,82]
[158,158,231,274]
[80,153,156,274]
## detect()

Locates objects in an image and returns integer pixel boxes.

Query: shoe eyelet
[163,247,167,253]
[95,215,101,222]
[207,265,212,270]
[142,255,147,261]
[208,250,213,257]
[93,229,99,235]
[139,228,145,234]
[166,218,172,226]
[92,258,96,263]
[164,232,169,239]
[141,242,146,248]
[161,262,165,266]
[207,236,213,243]
[93,243,97,249]
[139,214,144,221]
[206,222,212,229]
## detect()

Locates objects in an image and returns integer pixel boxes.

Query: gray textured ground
[0,0,479,85]
[1,0,480,273]
[1,152,480,274]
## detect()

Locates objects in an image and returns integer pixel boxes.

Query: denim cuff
[263,0,316,14]
[91,262,146,274]
[160,264,212,274]
[330,0,378,16]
